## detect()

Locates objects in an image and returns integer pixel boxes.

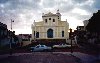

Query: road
[0,52,80,63]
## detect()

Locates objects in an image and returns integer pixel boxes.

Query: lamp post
[69,28,73,53]
[9,19,14,55]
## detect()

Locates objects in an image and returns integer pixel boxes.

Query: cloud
[0,0,9,3]
[59,0,74,13]
[0,0,41,32]
[0,0,100,34]
[71,0,88,3]
[42,0,56,8]
[92,0,100,9]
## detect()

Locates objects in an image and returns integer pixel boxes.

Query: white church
[31,10,69,43]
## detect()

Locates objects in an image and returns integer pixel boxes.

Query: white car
[53,44,71,48]
[30,45,52,52]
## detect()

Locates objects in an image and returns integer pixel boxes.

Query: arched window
[47,29,53,38]
[45,19,47,23]
[34,31,35,36]
[62,31,64,37]
[36,32,39,38]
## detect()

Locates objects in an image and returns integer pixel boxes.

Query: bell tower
[56,9,61,21]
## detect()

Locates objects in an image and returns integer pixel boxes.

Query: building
[83,20,89,30]
[18,34,31,41]
[31,10,69,43]
[77,26,85,31]
[17,34,31,46]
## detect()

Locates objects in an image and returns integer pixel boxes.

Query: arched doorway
[47,29,53,38]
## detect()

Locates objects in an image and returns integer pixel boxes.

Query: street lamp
[9,19,14,55]
[11,19,14,31]
[69,28,73,53]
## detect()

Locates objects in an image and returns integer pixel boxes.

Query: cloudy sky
[0,0,100,35]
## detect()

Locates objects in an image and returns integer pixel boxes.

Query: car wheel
[31,50,33,52]
[44,49,48,52]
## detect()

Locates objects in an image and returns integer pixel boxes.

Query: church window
[45,19,47,23]
[36,32,39,38]
[53,19,55,22]
[34,31,35,36]
[49,18,51,20]
[58,16,59,19]
[62,31,64,37]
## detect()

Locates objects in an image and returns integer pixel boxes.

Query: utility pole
[9,19,14,55]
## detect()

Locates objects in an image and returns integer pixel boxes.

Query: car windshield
[41,45,45,47]
[36,46,39,48]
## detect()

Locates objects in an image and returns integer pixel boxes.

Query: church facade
[31,10,69,41]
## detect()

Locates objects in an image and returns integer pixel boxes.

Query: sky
[0,0,100,35]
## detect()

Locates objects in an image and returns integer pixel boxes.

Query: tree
[86,10,100,32]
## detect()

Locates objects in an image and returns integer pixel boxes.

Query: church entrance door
[47,29,53,38]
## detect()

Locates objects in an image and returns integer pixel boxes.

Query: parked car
[30,44,52,52]
[53,44,71,48]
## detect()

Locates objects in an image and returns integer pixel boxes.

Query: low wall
[22,41,31,46]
